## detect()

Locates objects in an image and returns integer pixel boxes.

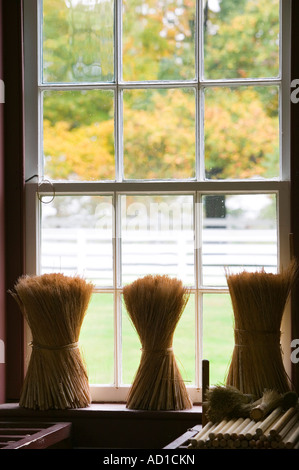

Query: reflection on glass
[123,88,196,180]
[121,194,194,285]
[122,294,195,385]
[203,0,279,80]
[202,194,277,286]
[80,294,114,385]
[202,293,234,386]
[41,195,113,286]
[42,0,114,83]
[122,0,196,81]
[204,86,279,180]
[43,90,115,181]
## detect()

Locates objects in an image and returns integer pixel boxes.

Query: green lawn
[202,294,235,385]
[79,292,235,388]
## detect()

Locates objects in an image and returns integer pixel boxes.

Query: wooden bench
[0,421,72,449]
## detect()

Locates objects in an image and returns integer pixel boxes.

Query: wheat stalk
[225,261,298,398]
[10,273,93,410]
[123,274,192,410]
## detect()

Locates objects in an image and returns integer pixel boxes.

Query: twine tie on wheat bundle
[10,273,93,411]
[225,261,298,398]
[233,329,282,352]
[30,341,79,351]
[140,347,173,354]
[123,274,192,411]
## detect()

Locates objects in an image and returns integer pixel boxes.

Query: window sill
[0,403,202,449]
[0,401,202,416]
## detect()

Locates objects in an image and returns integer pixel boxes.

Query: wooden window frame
[1,0,299,404]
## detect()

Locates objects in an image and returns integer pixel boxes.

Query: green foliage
[204,0,279,79]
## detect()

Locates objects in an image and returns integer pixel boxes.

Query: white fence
[41,224,277,287]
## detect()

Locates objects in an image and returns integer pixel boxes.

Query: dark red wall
[1,0,25,402]
[0,0,6,404]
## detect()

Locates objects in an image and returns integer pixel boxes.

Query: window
[24,0,291,403]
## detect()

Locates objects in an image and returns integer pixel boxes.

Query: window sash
[25,181,291,401]
[24,0,290,183]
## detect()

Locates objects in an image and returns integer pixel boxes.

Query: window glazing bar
[37,77,281,92]
[33,180,289,195]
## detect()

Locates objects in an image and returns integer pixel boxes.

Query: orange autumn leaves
[43,86,278,181]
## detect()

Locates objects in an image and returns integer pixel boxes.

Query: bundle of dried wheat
[204,385,298,424]
[10,273,93,410]
[204,385,255,423]
[123,274,192,410]
[225,261,298,398]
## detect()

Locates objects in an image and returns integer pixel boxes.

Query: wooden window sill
[0,401,202,416]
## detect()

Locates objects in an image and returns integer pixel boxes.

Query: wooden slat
[163,425,201,449]
[0,427,44,434]
[0,422,72,449]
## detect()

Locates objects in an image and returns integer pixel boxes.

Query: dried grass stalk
[225,261,298,398]
[204,385,255,423]
[123,274,192,410]
[188,408,299,449]
[10,273,93,410]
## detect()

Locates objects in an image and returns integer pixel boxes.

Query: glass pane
[122,0,196,81]
[203,0,279,79]
[80,293,114,385]
[202,293,234,386]
[202,194,277,286]
[42,0,114,83]
[121,194,194,285]
[40,195,113,287]
[173,293,195,385]
[122,297,142,385]
[204,86,279,180]
[123,88,196,180]
[122,293,195,386]
[43,90,115,181]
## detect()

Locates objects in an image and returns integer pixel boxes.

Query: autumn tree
[42,0,280,182]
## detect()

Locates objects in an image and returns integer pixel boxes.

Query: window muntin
[23,0,290,400]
